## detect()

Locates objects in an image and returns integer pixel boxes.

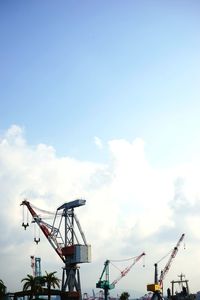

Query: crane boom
[112,252,145,286]
[159,233,185,288]
[21,199,65,262]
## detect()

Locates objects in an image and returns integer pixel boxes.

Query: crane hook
[34,237,40,244]
[22,222,29,230]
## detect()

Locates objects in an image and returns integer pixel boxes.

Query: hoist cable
[110,255,143,273]
[23,205,25,222]
[156,249,172,264]
[110,255,140,263]
[30,203,63,217]
[27,206,29,223]
[110,261,123,273]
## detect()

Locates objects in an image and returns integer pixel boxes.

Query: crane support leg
[104,288,109,300]
[62,265,82,300]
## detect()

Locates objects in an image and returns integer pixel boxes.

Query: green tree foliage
[0,279,6,297]
[120,291,130,300]
[21,272,60,300]
[43,271,60,300]
[21,274,43,300]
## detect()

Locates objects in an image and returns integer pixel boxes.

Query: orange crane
[147,233,185,296]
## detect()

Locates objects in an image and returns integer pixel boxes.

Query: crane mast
[30,256,42,277]
[21,199,91,300]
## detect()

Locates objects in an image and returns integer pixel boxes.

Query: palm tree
[120,291,130,300]
[43,271,60,300]
[21,274,43,300]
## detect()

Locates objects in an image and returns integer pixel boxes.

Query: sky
[0,0,200,298]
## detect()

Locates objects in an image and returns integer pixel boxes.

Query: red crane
[147,233,185,295]
[111,252,146,286]
[159,233,185,289]
[21,199,65,262]
[21,199,91,299]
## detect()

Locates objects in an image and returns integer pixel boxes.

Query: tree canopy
[43,271,60,290]
[0,280,6,296]
[120,291,130,300]
[21,274,43,300]
[21,272,60,300]
[43,271,60,300]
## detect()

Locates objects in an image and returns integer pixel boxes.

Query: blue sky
[1,0,200,166]
[1,1,200,296]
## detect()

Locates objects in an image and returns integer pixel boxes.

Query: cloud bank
[0,125,200,296]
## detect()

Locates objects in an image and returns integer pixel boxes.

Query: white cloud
[94,136,103,149]
[0,126,200,297]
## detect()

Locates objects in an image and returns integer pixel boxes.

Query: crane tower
[21,199,91,300]
[30,256,42,277]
